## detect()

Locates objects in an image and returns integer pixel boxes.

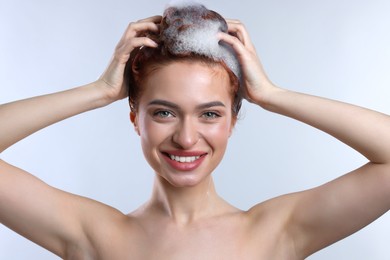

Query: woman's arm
[0,14,160,153]
[265,89,390,256]
[220,20,390,257]
[0,82,113,153]
[0,16,160,257]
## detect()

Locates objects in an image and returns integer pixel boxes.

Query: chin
[159,171,210,188]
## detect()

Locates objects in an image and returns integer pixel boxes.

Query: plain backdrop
[1,0,390,259]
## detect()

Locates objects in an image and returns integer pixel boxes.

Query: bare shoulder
[0,159,143,259]
[246,192,300,225]
[246,164,390,258]
[64,196,145,259]
[244,192,303,259]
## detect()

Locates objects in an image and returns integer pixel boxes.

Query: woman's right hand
[218,19,279,108]
[98,15,161,104]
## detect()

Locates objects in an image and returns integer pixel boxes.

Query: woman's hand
[98,15,161,104]
[218,19,278,107]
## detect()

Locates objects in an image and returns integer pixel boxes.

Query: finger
[225,18,242,24]
[225,18,246,36]
[225,20,256,51]
[218,32,248,59]
[137,15,162,23]
[226,22,248,45]
[123,21,160,39]
[116,37,158,62]
[130,20,160,33]
[130,37,158,48]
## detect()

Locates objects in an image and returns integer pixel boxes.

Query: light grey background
[1,0,390,259]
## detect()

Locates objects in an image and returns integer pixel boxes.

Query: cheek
[138,117,170,170]
[140,117,158,142]
[139,116,171,149]
[203,119,232,147]
[209,122,230,137]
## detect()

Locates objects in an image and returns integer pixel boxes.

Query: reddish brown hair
[124,5,242,117]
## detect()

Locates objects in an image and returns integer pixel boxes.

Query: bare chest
[105,220,297,260]
[84,213,298,260]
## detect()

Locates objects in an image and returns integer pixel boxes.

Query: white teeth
[169,154,201,163]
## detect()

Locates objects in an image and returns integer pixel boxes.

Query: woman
[1,3,390,259]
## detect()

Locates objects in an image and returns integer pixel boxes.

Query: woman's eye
[202,111,221,119]
[154,110,173,118]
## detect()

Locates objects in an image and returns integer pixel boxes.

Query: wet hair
[124,2,242,117]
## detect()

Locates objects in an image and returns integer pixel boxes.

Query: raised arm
[219,20,390,257]
[0,16,160,257]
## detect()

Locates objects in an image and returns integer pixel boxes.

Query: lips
[161,150,208,171]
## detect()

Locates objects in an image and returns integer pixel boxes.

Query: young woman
[1,3,390,259]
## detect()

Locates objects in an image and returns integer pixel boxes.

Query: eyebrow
[148,99,226,110]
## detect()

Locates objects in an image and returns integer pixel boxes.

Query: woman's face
[132,61,235,187]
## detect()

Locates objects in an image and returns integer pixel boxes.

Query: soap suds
[161,2,241,78]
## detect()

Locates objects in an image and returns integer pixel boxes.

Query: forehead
[139,61,232,107]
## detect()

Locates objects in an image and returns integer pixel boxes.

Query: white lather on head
[161,1,241,79]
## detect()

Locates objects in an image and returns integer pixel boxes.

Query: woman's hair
[124,3,242,117]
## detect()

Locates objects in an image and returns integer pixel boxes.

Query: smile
[162,151,207,171]
[169,154,201,163]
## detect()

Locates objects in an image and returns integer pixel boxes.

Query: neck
[149,175,226,224]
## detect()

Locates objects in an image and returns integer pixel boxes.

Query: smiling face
[131,61,235,187]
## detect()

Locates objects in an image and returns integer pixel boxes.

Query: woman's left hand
[99,15,161,104]
[218,19,277,106]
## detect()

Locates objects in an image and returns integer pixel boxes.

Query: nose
[172,117,199,149]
